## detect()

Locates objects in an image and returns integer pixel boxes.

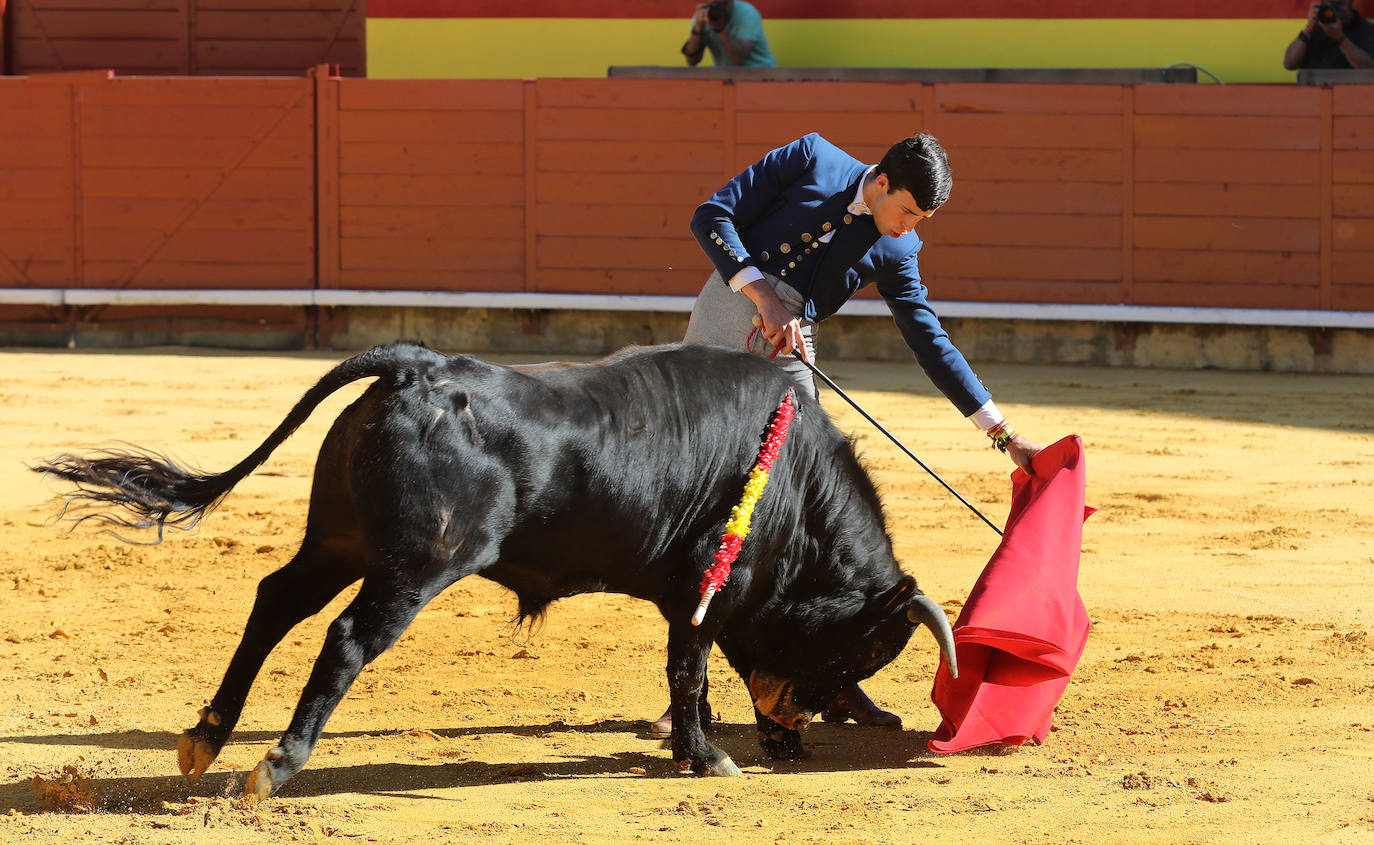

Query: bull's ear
[879,575,916,611]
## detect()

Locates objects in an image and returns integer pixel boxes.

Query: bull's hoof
[703,755,742,777]
[758,727,805,761]
[245,760,275,800]
[177,709,227,780]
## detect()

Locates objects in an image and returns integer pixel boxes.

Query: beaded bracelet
[987,421,1016,453]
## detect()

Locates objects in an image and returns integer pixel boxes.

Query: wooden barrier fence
[2,70,1372,315]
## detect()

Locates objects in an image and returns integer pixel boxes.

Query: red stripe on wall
[368,0,1325,20]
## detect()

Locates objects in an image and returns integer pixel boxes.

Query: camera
[706,0,731,28]
[1317,2,1339,24]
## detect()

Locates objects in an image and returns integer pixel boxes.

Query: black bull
[33,341,956,796]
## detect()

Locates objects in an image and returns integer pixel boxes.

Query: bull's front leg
[753,707,805,761]
[665,625,741,776]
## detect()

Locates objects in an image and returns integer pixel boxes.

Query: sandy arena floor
[0,347,1370,844]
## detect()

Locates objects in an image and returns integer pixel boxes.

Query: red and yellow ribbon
[692,390,797,625]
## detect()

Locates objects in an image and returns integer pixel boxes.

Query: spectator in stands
[682,1,776,68]
[647,131,1042,740]
[1284,0,1374,70]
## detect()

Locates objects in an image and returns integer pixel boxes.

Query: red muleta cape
[928,434,1093,753]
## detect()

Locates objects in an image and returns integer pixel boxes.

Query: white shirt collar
[848,166,876,216]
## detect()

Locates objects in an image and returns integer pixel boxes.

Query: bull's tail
[31,341,445,542]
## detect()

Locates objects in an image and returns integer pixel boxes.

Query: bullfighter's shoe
[820,683,902,727]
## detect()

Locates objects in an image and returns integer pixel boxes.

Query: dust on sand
[0,348,1370,844]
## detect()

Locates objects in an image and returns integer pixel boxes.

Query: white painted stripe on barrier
[5,289,1374,329]
[60,289,316,306]
[0,289,64,306]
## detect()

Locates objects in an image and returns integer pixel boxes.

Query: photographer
[1284,0,1374,70]
[682,0,776,68]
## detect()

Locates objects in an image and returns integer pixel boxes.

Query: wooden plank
[534,268,706,296]
[341,205,525,239]
[1135,182,1322,218]
[1130,281,1321,310]
[936,113,1122,150]
[536,236,704,270]
[534,140,723,174]
[84,167,312,200]
[0,230,71,260]
[917,278,1125,305]
[339,79,523,112]
[194,40,359,70]
[198,0,355,10]
[923,245,1120,282]
[523,79,536,292]
[936,83,1123,115]
[926,213,1121,249]
[0,198,72,230]
[339,269,524,291]
[341,141,523,176]
[85,196,311,229]
[1333,185,1374,217]
[14,10,184,39]
[1132,216,1320,253]
[952,147,1122,183]
[734,112,933,150]
[1321,87,1332,310]
[195,10,360,40]
[84,77,313,107]
[1333,218,1374,250]
[1134,149,1320,185]
[537,108,723,142]
[0,166,71,200]
[341,173,519,206]
[315,65,341,293]
[340,110,523,144]
[1133,249,1319,286]
[952,180,1122,215]
[83,135,309,169]
[535,203,697,238]
[1134,115,1321,151]
[735,81,922,113]
[13,39,187,70]
[537,78,724,110]
[83,104,312,140]
[0,134,74,168]
[536,172,726,206]
[80,261,311,287]
[18,0,181,10]
[1333,151,1374,184]
[340,237,522,272]
[82,227,310,263]
[1133,84,1321,117]
[1331,284,1374,311]
[1333,116,1374,152]
[1332,85,1374,117]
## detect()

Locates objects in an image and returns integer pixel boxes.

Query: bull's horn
[907,595,958,679]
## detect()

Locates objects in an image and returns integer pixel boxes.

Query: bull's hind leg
[179,535,366,780]
[243,549,490,799]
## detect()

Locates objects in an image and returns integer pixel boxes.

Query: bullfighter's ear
[880,575,916,611]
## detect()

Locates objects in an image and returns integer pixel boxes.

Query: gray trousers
[684,271,819,398]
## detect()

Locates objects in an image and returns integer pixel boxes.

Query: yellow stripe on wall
[368,18,1311,83]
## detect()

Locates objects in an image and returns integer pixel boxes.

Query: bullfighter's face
[866,173,934,239]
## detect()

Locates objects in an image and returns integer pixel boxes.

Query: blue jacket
[689,133,991,416]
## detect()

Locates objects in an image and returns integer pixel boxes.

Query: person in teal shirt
[681,0,777,68]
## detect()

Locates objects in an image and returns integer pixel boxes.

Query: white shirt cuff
[727,265,766,292]
[967,400,1004,432]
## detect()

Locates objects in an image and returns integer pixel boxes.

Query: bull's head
[745,575,957,730]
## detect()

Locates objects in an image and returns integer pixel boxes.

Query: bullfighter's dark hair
[875,132,952,212]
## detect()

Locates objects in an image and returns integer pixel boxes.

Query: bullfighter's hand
[1006,433,1042,476]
